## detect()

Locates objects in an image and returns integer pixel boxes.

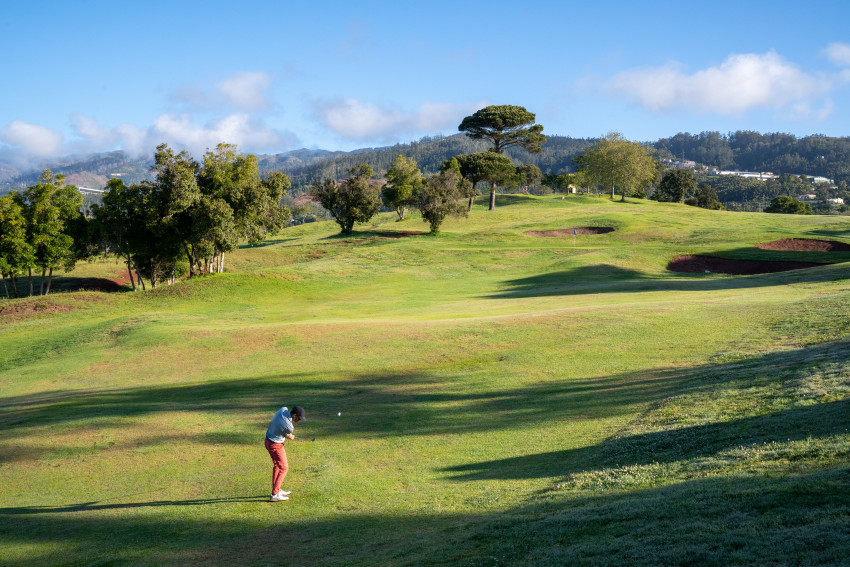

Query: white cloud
[1,120,64,157]
[218,71,273,111]
[313,98,487,142]
[825,42,850,67]
[170,71,274,112]
[0,113,299,167]
[603,50,833,116]
[150,113,293,155]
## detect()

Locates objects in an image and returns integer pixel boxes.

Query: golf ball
[338,412,341,416]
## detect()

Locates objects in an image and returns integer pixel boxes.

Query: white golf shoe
[278,490,291,496]
[270,493,289,501]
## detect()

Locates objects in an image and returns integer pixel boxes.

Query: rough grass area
[1,195,849,566]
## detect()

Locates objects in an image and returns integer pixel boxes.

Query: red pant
[265,437,289,494]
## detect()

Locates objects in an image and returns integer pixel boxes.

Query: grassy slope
[1,194,849,566]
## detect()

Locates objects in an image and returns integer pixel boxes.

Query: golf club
[292,435,315,442]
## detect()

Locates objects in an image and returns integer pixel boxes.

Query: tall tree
[146,145,200,285]
[458,105,546,154]
[514,163,543,193]
[454,152,516,210]
[17,171,85,295]
[254,171,292,243]
[383,155,422,220]
[655,169,697,203]
[440,157,479,210]
[578,133,657,201]
[195,143,245,273]
[414,169,470,235]
[91,178,140,290]
[311,163,382,235]
[0,195,34,298]
[685,184,725,210]
[765,195,812,214]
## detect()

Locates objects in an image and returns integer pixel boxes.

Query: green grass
[1,194,849,565]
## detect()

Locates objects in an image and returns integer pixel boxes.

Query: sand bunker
[756,238,850,252]
[525,227,615,237]
[667,255,822,275]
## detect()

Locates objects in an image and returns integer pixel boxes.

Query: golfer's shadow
[0,495,269,515]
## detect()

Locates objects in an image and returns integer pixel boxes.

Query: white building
[713,170,778,180]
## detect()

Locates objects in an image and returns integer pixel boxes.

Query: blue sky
[2,0,850,166]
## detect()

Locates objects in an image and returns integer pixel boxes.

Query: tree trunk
[170,264,176,285]
[11,274,19,298]
[1,273,9,299]
[468,196,474,211]
[45,267,53,295]
[218,253,225,273]
[184,244,195,277]
[28,268,34,296]
[136,270,146,291]
[126,257,137,291]
[489,184,496,210]
[39,268,46,296]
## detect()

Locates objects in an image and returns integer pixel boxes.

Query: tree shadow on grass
[4,276,132,297]
[441,398,850,481]
[236,237,299,249]
[0,467,846,566]
[2,341,850,564]
[0,495,267,515]
[3,340,848,464]
[487,258,847,298]
[808,226,850,240]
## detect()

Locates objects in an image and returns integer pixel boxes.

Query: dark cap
[291,406,306,421]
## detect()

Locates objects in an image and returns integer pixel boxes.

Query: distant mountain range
[0,147,344,193]
[4,131,850,196]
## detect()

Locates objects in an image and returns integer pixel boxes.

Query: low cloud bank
[0,113,299,171]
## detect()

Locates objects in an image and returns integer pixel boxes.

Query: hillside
[1,195,848,566]
[4,130,850,204]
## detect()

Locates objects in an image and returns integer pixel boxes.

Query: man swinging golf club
[264,405,306,502]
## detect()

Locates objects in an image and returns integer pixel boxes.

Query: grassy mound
[1,195,849,566]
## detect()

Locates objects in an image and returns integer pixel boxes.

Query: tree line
[654,130,850,184]
[5,106,828,299]
[309,105,552,235]
[0,143,290,297]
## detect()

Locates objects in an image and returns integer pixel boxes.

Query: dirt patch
[756,238,850,252]
[667,255,823,275]
[526,227,615,237]
[0,300,76,321]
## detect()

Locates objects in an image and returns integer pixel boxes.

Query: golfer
[264,405,306,502]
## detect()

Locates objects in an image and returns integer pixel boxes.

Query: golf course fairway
[1,194,849,566]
